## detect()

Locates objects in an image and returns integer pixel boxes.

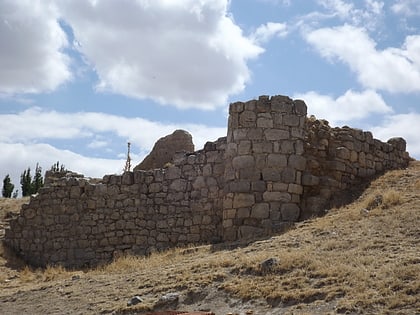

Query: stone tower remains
[4,95,410,268]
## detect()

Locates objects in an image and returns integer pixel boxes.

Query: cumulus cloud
[295,0,384,30]
[317,0,354,19]
[305,25,420,93]
[57,0,263,109]
[391,0,420,16]
[0,0,71,94]
[294,89,393,126]
[0,142,125,197]
[0,107,226,155]
[250,22,288,44]
[370,112,420,158]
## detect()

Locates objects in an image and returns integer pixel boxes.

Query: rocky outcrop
[134,130,194,170]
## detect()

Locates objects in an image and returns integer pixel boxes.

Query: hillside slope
[0,162,419,315]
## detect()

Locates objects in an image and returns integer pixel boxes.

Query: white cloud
[294,89,393,126]
[391,0,420,16]
[370,112,420,159]
[317,0,354,19]
[251,22,288,44]
[304,0,384,30]
[0,107,226,155]
[0,142,125,196]
[257,0,291,6]
[87,139,108,149]
[305,25,420,93]
[57,0,263,110]
[0,0,71,94]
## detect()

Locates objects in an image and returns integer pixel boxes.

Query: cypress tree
[20,167,32,197]
[32,163,44,194]
[2,174,14,198]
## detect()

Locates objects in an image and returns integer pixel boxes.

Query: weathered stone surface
[239,110,257,127]
[4,95,411,269]
[263,191,291,202]
[233,193,255,208]
[264,129,289,141]
[251,203,270,219]
[134,130,194,170]
[281,203,300,221]
[232,155,255,169]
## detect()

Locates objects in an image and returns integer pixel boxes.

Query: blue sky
[1,0,419,193]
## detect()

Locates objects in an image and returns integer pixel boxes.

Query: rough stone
[134,130,194,170]
[4,94,410,269]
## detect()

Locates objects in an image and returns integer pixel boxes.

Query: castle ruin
[4,95,410,268]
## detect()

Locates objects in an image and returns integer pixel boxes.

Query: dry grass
[0,162,419,314]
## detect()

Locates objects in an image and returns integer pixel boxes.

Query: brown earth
[0,161,419,315]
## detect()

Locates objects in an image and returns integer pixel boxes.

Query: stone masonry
[4,95,410,268]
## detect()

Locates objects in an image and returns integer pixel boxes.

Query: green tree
[2,175,14,198]
[50,161,66,172]
[20,167,32,197]
[32,163,43,194]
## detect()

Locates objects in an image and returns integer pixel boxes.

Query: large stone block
[288,183,303,195]
[281,203,300,221]
[264,129,289,141]
[247,128,264,140]
[229,181,251,192]
[267,154,287,168]
[238,140,251,155]
[251,203,269,219]
[293,99,307,115]
[257,117,274,128]
[237,207,251,218]
[232,155,255,170]
[230,101,244,113]
[252,142,273,153]
[288,155,306,171]
[263,191,291,202]
[169,179,187,192]
[283,114,300,127]
[239,110,257,127]
[233,193,255,208]
[262,168,281,181]
[281,167,296,183]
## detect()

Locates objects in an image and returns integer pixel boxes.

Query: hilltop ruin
[4,95,410,267]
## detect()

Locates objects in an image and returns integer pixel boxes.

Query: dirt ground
[0,162,419,315]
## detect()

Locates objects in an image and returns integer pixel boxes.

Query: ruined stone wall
[4,95,410,268]
[300,118,410,219]
[4,139,226,268]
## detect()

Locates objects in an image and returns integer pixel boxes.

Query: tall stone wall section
[222,96,307,241]
[4,95,411,268]
[4,139,226,268]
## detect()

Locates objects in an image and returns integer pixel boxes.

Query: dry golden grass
[0,196,29,217]
[0,162,419,314]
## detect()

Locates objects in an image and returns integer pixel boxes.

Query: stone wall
[4,95,410,268]
[300,118,409,219]
[5,138,226,268]
[222,95,307,241]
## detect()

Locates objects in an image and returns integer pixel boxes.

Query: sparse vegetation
[0,162,419,314]
[1,175,14,198]
[20,163,44,196]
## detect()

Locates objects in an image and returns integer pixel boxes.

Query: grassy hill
[0,162,419,315]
